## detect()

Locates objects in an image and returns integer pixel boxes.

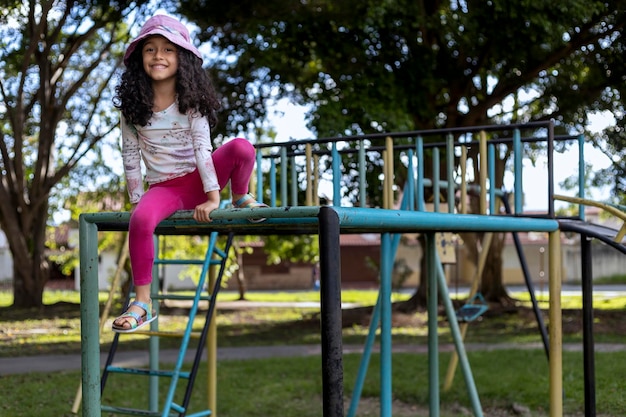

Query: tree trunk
[10,202,51,308]
[479,232,514,305]
[233,241,247,300]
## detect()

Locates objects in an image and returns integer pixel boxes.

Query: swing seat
[456,292,489,322]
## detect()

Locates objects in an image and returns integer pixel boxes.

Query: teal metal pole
[407,148,416,211]
[513,129,522,213]
[416,136,425,211]
[290,156,298,206]
[359,140,366,207]
[79,215,102,417]
[149,236,160,412]
[426,233,440,416]
[270,158,277,207]
[379,233,393,417]
[346,292,380,417]
[347,192,411,417]
[256,149,263,203]
[436,255,484,416]
[281,147,288,206]
[332,142,341,206]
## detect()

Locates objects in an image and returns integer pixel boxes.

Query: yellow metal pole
[549,230,563,417]
[313,154,320,206]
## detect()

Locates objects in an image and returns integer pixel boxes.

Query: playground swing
[455,291,489,322]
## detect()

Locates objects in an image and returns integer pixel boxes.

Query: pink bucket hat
[123,15,202,66]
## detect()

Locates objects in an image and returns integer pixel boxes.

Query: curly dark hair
[113,41,221,128]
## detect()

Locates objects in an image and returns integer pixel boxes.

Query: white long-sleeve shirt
[121,102,220,204]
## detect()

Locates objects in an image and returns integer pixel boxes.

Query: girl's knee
[227,137,255,158]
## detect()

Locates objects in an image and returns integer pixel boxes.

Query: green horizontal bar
[105,366,190,379]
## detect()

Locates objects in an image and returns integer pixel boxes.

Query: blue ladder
[100,230,234,416]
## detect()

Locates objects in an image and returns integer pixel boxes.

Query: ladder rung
[130,330,202,338]
[101,405,181,416]
[106,366,191,379]
[155,258,222,265]
[151,293,212,301]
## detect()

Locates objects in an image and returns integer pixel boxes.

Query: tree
[175,0,626,306]
[0,0,155,307]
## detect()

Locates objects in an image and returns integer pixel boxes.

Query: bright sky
[270,105,616,211]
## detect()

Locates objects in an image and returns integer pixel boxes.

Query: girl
[112,15,265,333]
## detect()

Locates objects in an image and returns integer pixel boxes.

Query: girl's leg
[212,137,256,198]
[114,172,206,330]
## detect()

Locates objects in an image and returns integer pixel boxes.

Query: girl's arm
[190,114,220,193]
[193,189,221,222]
[120,117,144,204]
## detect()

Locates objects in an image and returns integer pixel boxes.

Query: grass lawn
[1,288,626,416]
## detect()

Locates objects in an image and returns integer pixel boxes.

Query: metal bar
[436,255,483,416]
[79,215,102,417]
[578,134,586,221]
[426,233,440,416]
[581,235,596,417]
[513,129,522,214]
[548,230,563,417]
[318,206,344,417]
[379,233,393,417]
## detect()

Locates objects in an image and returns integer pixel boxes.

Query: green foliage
[180,0,625,138]
[0,0,156,307]
[263,234,319,265]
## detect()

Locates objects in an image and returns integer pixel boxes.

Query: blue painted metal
[359,140,366,207]
[270,158,277,207]
[379,233,393,417]
[290,155,298,206]
[281,147,288,206]
[332,207,558,233]
[513,129,523,214]
[256,150,263,203]
[332,142,341,206]
[407,148,416,211]
[426,233,440,416]
[488,144,496,215]
[436,254,483,416]
[416,136,425,211]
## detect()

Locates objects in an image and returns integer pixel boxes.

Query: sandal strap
[117,311,143,329]
[234,194,267,209]
[130,300,152,320]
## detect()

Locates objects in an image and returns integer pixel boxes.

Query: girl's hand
[193,191,220,222]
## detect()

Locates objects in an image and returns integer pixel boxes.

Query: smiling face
[141,35,179,83]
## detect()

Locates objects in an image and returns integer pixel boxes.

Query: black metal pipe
[318,206,344,417]
[581,235,596,417]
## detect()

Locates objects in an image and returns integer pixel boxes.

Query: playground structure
[78,120,625,417]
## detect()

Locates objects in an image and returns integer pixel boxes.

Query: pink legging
[128,137,255,286]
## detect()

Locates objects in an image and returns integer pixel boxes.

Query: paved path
[3,342,626,376]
